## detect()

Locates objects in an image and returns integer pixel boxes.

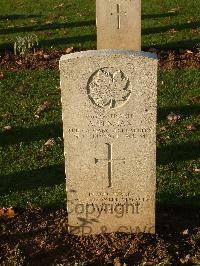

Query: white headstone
[60,50,157,235]
[96,0,141,50]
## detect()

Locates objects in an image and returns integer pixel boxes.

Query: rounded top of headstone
[60,49,157,62]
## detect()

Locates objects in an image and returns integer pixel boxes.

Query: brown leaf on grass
[40,138,56,152]
[186,124,196,131]
[160,126,167,132]
[54,3,64,8]
[45,20,53,25]
[44,138,56,147]
[59,16,67,20]
[182,229,189,235]
[191,29,200,34]
[168,28,178,34]
[190,96,200,104]
[194,168,200,173]
[3,125,12,132]
[167,112,182,123]
[0,72,4,78]
[42,31,52,37]
[65,47,73,54]
[0,208,16,219]
[0,114,10,120]
[168,7,180,13]
[30,19,37,23]
[34,101,49,119]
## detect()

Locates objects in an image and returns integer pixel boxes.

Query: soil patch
[0,49,200,72]
[0,207,200,265]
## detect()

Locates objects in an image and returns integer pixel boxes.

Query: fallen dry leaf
[43,54,51,59]
[44,138,56,147]
[59,16,67,20]
[30,19,37,23]
[180,254,191,264]
[0,114,10,120]
[34,50,44,56]
[34,101,49,119]
[190,96,200,104]
[45,20,53,24]
[186,124,196,131]
[168,7,180,13]
[167,112,181,123]
[194,168,200,173]
[192,29,200,34]
[160,126,167,132]
[65,47,73,54]
[40,138,56,152]
[42,31,52,37]
[186,49,193,54]
[3,125,12,132]
[168,28,178,34]
[182,229,189,235]
[54,3,64,8]
[16,60,22,65]
[0,208,16,219]
[113,257,121,266]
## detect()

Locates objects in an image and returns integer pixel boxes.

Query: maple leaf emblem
[87,68,132,109]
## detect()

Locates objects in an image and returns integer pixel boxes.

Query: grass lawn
[0,69,199,208]
[0,1,199,265]
[0,0,199,51]
[0,0,199,208]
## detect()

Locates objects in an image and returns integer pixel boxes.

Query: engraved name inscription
[68,112,152,139]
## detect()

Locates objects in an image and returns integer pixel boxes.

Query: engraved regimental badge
[87,67,132,110]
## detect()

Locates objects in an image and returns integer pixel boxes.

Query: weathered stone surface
[96,0,141,50]
[60,50,157,235]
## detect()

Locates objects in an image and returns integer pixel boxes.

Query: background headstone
[96,0,141,50]
[60,50,157,235]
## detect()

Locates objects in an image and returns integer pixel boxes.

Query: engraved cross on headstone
[111,3,127,29]
[95,143,125,188]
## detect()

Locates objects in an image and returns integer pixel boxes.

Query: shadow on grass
[0,20,96,35]
[0,34,96,51]
[158,105,200,122]
[1,37,199,52]
[40,34,96,47]
[142,12,177,19]
[0,164,65,194]
[0,123,62,146]
[0,14,42,21]
[142,21,200,35]
[156,203,200,233]
[157,141,199,165]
